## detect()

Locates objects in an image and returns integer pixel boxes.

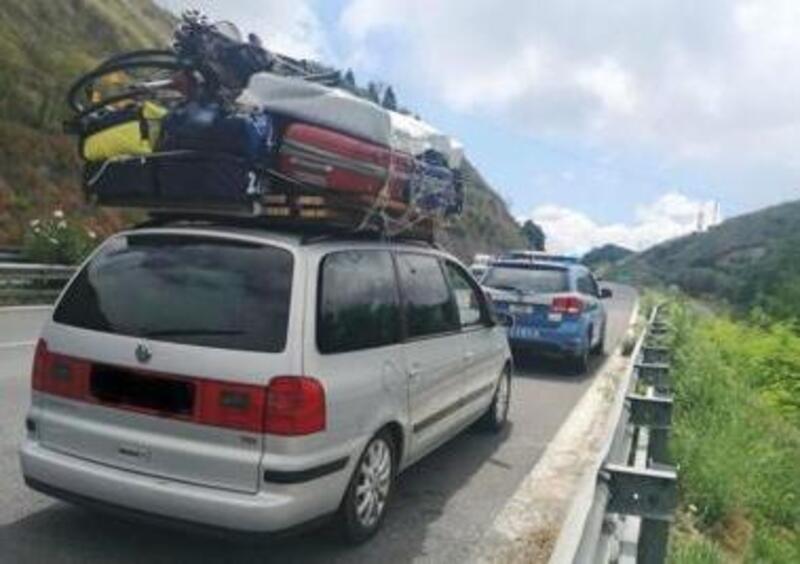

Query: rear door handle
[464,351,475,361]
[408,363,422,378]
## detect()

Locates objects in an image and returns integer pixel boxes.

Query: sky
[156,0,800,253]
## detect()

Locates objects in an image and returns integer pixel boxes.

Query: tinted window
[444,262,484,327]
[483,265,569,294]
[317,250,401,354]
[397,254,459,338]
[54,234,293,353]
[577,274,598,296]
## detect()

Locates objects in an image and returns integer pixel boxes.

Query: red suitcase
[388,151,414,203]
[278,123,410,201]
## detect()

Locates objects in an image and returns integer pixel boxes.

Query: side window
[396,253,459,339]
[444,261,484,327]
[317,250,401,354]
[577,273,595,296]
[588,275,600,297]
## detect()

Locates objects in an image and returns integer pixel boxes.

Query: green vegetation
[0,0,173,246]
[0,0,525,258]
[581,243,633,273]
[22,210,97,264]
[667,301,800,563]
[610,200,800,324]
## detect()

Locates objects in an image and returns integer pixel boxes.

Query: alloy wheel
[353,438,392,529]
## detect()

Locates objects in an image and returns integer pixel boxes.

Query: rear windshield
[482,265,569,294]
[53,234,293,353]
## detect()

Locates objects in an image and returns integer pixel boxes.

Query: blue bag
[159,102,275,162]
[411,150,459,214]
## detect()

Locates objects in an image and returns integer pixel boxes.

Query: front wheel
[337,430,396,544]
[478,366,512,432]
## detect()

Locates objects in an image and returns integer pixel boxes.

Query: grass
[667,301,800,562]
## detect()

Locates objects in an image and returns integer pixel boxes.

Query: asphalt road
[0,285,636,563]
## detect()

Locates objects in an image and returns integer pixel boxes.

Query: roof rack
[299,229,441,249]
[132,212,440,248]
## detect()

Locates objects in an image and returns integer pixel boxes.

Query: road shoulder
[478,298,640,563]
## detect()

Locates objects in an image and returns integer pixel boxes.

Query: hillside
[0,0,523,259]
[440,160,527,261]
[0,0,176,244]
[610,199,800,319]
[581,243,633,272]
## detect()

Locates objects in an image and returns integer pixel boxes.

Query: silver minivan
[20,224,512,542]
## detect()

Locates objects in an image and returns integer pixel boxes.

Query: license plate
[509,326,540,339]
[509,304,532,315]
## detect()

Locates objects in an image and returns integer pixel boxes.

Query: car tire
[591,323,606,356]
[337,430,396,544]
[569,332,591,374]
[478,366,512,432]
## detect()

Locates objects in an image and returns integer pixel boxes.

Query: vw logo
[135,343,152,364]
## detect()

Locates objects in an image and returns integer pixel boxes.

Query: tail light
[31,339,51,391]
[196,381,267,433]
[31,339,90,399]
[195,376,326,435]
[263,376,326,436]
[551,296,584,315]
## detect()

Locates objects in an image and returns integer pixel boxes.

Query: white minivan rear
[21,226,512,542]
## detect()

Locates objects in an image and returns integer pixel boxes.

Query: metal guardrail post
[636,363,671,396]
[638,519,671,564]
[641,346,670,365]
[627,394,673,466]
[605,464,678,520]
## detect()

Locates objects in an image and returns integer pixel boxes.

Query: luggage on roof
[64,12,465,240]
[239,73,392,147]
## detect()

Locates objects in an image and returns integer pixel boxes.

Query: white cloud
[339,0,800,170]
[529,192,721,254]
[156,0,329,60]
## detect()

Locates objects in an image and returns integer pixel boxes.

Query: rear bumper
[20,439,350,533]
[508,322,586,357]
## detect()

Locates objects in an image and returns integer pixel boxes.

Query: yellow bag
[81,102,168,162]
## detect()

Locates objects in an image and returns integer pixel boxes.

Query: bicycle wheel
[67,59,199,116]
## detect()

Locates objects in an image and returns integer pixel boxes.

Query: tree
[343,69,356,89]
[521,220,545,250]
[382,86,397,110]
[366,82,381,103]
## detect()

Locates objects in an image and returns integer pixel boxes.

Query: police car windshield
[483,265,569,294]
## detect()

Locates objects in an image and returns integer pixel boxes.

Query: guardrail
[0,263,76,305]
[550,304,678,564]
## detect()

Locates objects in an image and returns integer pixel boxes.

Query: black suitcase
[85,152,262,212]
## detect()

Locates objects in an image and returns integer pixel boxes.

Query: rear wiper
[488,284,524,293]
[142,329,244,337]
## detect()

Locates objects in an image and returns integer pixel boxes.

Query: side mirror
[495,312,514,327]
[600,288,613,299]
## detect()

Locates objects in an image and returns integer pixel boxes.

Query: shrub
[22,209,97,264]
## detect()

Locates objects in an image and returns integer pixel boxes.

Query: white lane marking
[0,341,36,349]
